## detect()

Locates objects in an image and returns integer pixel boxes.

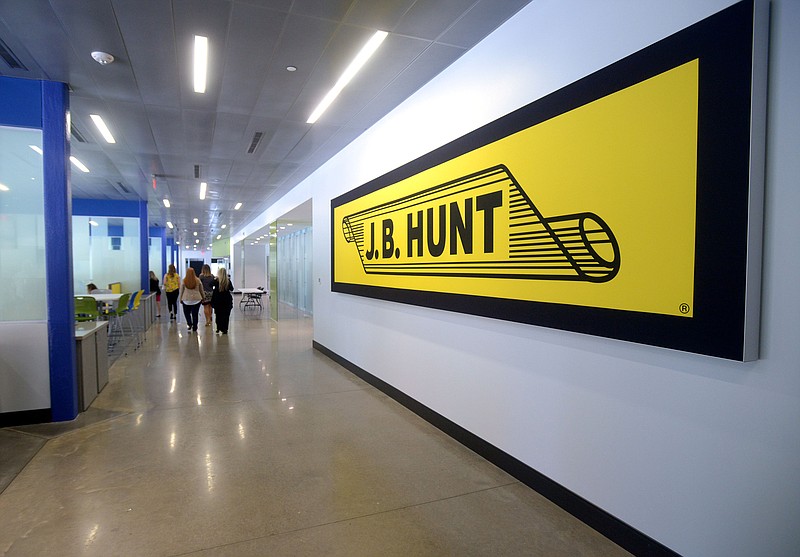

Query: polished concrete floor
[0,305,632,556]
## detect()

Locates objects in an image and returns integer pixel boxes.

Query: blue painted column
[138,200,148,292]
[158,226,167,277]
[42,81,78,421]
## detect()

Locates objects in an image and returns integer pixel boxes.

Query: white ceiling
[0,0,531,248]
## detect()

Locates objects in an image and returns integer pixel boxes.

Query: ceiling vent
[247,132,264,154]
[0,37,27,70]
[112,181,131,195]
[70,123,89,143]
[194,164,200,179]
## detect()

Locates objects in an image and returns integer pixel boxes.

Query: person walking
[163,264,181,321]
[149,271,162,318]
[179,267,204,333]
[212,268,234,335]
[199,264,215,327]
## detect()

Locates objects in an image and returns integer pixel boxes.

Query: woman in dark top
[149,271,161,317]
[199,264,216,327]
[212,268,234,334]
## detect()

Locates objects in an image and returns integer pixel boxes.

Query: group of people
[149,264,234,334]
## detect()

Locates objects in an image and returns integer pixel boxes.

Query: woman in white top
[179,268,204,332]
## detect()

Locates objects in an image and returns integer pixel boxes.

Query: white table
[78,293,127,317]
[89,293,124,303]
[236,288,266,310]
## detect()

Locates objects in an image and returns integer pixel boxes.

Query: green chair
[74,296,98,322]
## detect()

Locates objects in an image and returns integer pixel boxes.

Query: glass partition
[277,226,312,315]
[0,126,46,321]
[72,215,141,295]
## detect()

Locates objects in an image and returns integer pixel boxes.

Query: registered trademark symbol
[679,303,690,314]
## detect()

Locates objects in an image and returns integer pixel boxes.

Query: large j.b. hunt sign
[331,0,765,361]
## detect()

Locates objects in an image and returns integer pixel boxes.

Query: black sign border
[331,0,760,361]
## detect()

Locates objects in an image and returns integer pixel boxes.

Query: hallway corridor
[0,309,630,556]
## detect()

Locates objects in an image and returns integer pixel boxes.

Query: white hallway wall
[235,1,800,555]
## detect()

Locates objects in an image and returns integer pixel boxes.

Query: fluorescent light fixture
[307,30,388,124]
[199,181,207,200]
[89,114,116,143]
[193,217,199,224]
[167,221,174,229]
[70,156,90,173]
[0,183,9,192]
[221,224,227,229]
[216,234,221,240]
[29,145,43,155]
[234,202,242,210]
[88,220,99,227]
[163,199,171,208]
[194,35,208,93]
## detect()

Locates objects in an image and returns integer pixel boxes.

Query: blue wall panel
[73,198,140,217]
[0,76,42,127]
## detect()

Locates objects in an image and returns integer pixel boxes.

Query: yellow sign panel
[334,60,699,317]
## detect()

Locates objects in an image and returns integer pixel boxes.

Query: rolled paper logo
[341,165,620,282]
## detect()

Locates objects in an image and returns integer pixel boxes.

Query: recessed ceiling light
[89,114,116,143]
[194,35,208,93]
[199,181,207,200]
[307,30,388,124]
[221,224,227,229]
[216,234,221,240]
[234,202,242,210]
[286,65,297,72]
[163,199,171,208]
[193,231,198,236]
[70,156,90,173]
[193,217,198,224]
[167,221,174,229]
[195,239,200,243]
